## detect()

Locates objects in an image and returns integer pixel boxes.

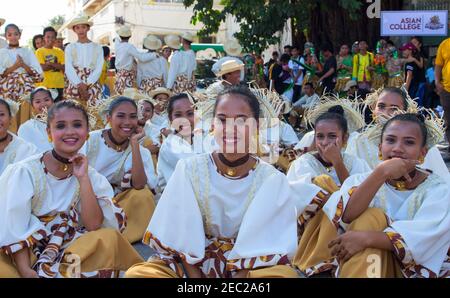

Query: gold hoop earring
[86,134,90,141]
[419,156,424,163]
[48,135,53,143]
[378,150,383,160]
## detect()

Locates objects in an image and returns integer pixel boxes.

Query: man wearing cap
[435,36,450,152]
[166,32,197,93]
[114,25,159,95]
[205,60,244,97]
[0,18,7,49]
[64,16,104,105]
[211,39,245,82]
[137,35,168,96]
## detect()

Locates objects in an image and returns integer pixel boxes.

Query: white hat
[217,60,244,77]
[68,15,93,29]
[0,18,5,27]
[143,35,162,50]
[204,48,217,59]
[117,25,132,38]
[164,34,180,50]
[181,32,195,42]
[224,39,242,57]
[149,87,172,99]
[343,80,358,91]
[56,32,64,40]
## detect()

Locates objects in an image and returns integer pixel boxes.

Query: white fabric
[144,121,162,146]
[64,41,103,85]
[0,38,7,49]
[157,132,214,190]
[260,122,299,147]
[211,56,245,81]
[150,113,169,129]
[17,119,52,153]
[137,54,168,87]
[323,172,450,275]
[115,42,157,71]
[345,132,450,183]
[166,50,196,89]
[293,93,320,109]
[287,151,370,187]
[148,153,298,264]
[0,47,43,75]
[288,57,305,85]
[0,154,120,248]
[295,130,315,150]
[82,130,157,190]
[0,133,39,176]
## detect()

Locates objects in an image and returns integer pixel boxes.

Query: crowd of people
[264,38,440,114]
[0,15,449,279]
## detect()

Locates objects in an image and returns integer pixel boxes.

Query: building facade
[60,0,237,53]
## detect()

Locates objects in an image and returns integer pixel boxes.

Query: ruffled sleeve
[385,179,450,277]
[0,163,49,255]
[144,158,206,265]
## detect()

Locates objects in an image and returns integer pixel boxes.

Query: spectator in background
[351,41,360,56]
[265,51,279,84]
[401,42,426,107]
[435,37,450,151]
[425,57,439,109]
[410,36,428,69]
[335,44,353,93]
[292,82,319,110]
[271,53,292,97]
[100,45,111,97]
[288,46,305,103]
[284,45,292,56]
[352,40,374,91]
[32,34,44,51]
[317,43,337,94]
[35,27,65,101]
[54,32,65,50]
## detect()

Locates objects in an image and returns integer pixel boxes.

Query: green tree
[183,0,403,52]
[48,15,66,29]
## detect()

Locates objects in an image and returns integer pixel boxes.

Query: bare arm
[12,248,38,278]
[435,64,444,94]
[72,155,103,231]
[181,260,202,278]
[405,70,413,90]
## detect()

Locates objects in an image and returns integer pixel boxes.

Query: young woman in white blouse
[126,86,301,278]
[18,87,55,153]
[0,23,43,131]
[0,100,142,278]
[84,96,157,243]
[0,98,38,176]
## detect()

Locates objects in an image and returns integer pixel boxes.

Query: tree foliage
[48,15,66,28]
[182,0,363,53]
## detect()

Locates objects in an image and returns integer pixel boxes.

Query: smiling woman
[125,86,305,278]
[83,96,158,244]
[0,100,142,278]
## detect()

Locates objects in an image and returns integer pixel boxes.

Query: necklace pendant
[62,164,69,172]
[394,181,407,191]
[226,168,236,177]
